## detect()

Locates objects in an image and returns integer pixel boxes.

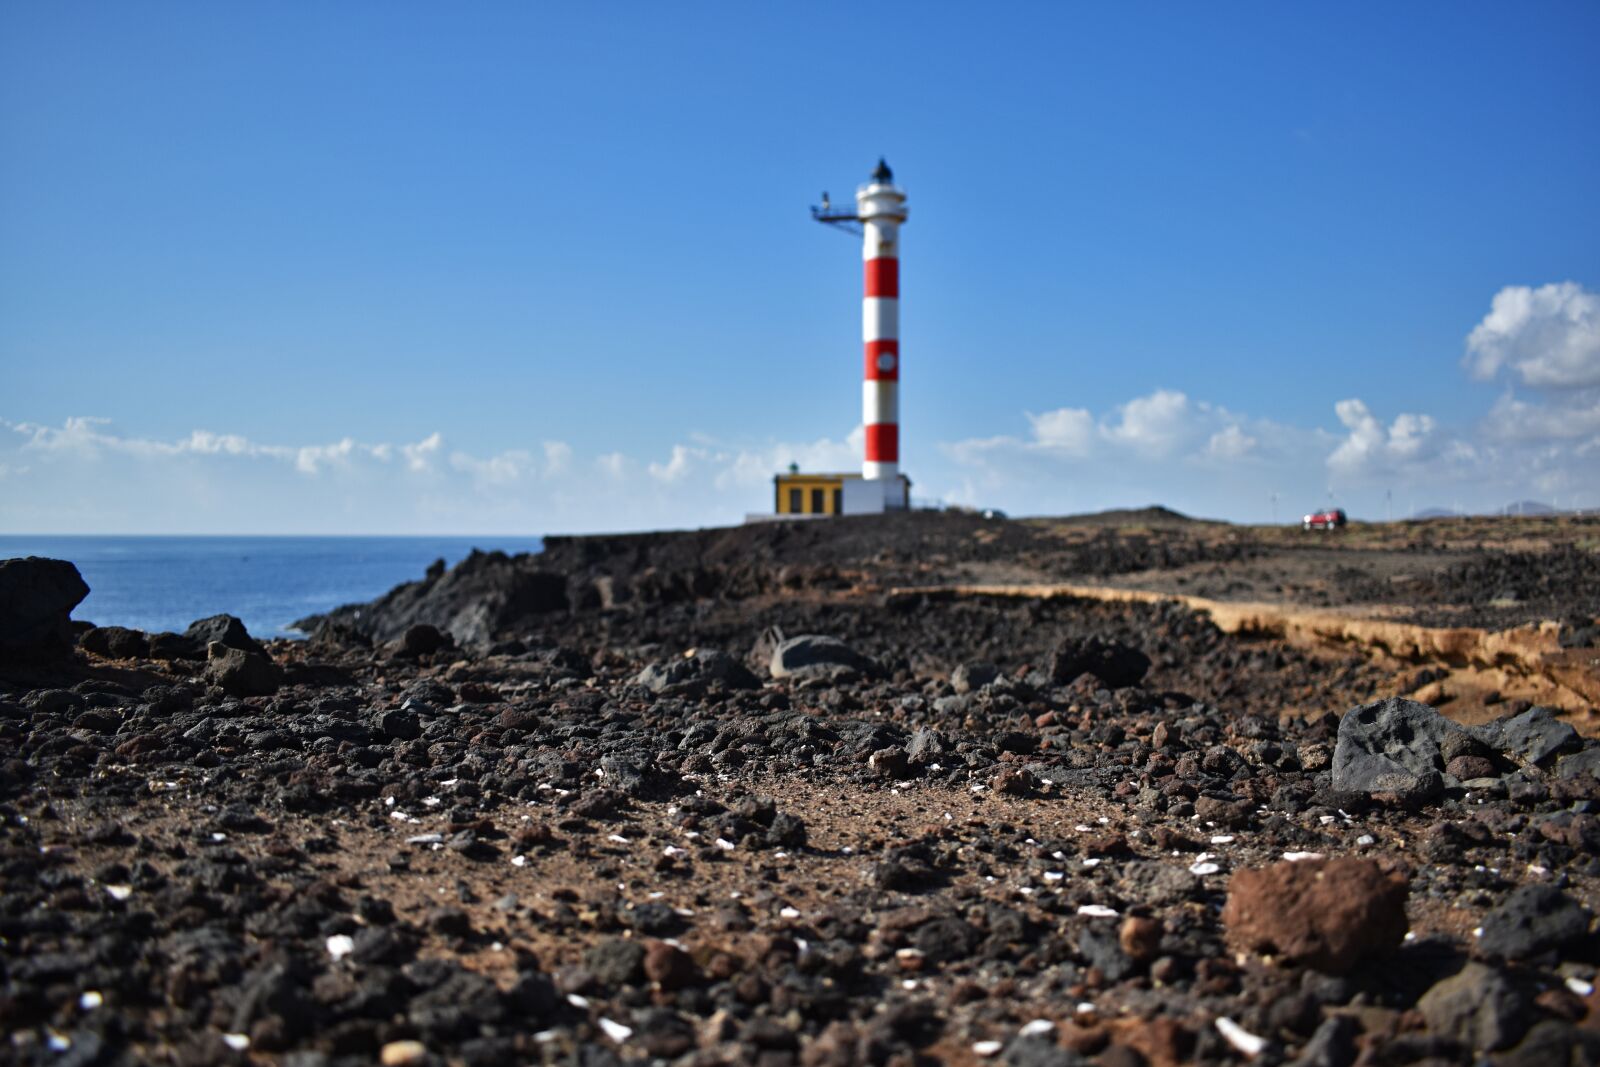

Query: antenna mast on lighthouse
[810,159,909,510]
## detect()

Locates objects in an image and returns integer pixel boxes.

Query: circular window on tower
[876,352,898,373]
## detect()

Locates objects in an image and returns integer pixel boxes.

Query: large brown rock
[1221,856,1409,974]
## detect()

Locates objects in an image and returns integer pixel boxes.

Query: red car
[1303,507,1347,531]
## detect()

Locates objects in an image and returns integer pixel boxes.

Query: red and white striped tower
[858,159,908,505]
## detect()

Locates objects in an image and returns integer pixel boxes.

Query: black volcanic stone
[185,613,266,656]
[0,556,89,659]
[1478,884,1593,961]
[1331,697,1473,799]
[79,625,150,659]
[1049,637,1150,689]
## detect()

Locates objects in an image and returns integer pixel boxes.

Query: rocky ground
[2,512,1599,1067]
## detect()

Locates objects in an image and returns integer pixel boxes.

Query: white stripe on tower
[856,159,907,497]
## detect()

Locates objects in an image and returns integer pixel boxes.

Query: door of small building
[810,487,825,514]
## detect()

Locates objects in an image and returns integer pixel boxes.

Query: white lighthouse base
[842,475,910,515]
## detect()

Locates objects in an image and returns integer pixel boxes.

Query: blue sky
[3,2,1598,532]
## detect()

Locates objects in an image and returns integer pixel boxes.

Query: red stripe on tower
[863,257,898,298]
[864,423,899,463]
[864,339,899,381]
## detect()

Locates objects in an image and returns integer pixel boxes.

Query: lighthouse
[768,160,912,519]
[858,159,907,506]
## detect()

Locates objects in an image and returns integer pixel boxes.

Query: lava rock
[951,662,1000,693]
[147,631,205,659]
[1048,636,1150,689]
[1222,856,1409,974]
[1472,706,1579,767]
[643,939,701,989]
[79,625,150,659]
[395,624,449,657]
[185,613,266,657]
[296,550,566,647]
[583,937,646,988]
[1477,884,1593,962]
[204,641,284,697]
[633,648,760,693]
[1289,1014,1357,1067]
[1557,748,1600,781]
[1415,962,1529,1052]
[1331,697,1475,799]
[769,634,881,679]
[0,556,89,659]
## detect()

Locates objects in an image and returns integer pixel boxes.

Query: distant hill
[1502,500,1555,516]
[1412,507,1464,520]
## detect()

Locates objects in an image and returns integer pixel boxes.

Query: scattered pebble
[598,1017,631,1041]
[325,934,355,960]
[380,1040,428,1066]
[1215,1017,1266,1057]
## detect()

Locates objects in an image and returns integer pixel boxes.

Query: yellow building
[774,471,849,515]
[773,467,912,516]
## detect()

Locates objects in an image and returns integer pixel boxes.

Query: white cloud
[1206,424,1257,459]
[543,441,573,475]
[400,432,443,473]
[1027,407,1094,455]
[1327,399,1440,475]
[648,444,702,483]
[1483,392,1600,443]
[1465,282,1600,388]
[1100,388,1190,457]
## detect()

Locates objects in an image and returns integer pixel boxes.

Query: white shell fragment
[972,1040,1003,1057]
[222,1033,251,1051]
[780,907,801,919]
[105,885,133,901]
[1077,905,1118,918]
[1189,854,1221,876]
[1567,977,1595,997]
[406,833,443,845]
[1019,1019,1055,1038]
[1215,1017,1266,1057]
[567,993,591,1009]
[326,934,356,960]
[1283,851,1323,862]
[599,1017,633,1043]
[79,991,103,1010]
[511,855,528,867]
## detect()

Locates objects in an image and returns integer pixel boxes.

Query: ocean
[0,536,542,639]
